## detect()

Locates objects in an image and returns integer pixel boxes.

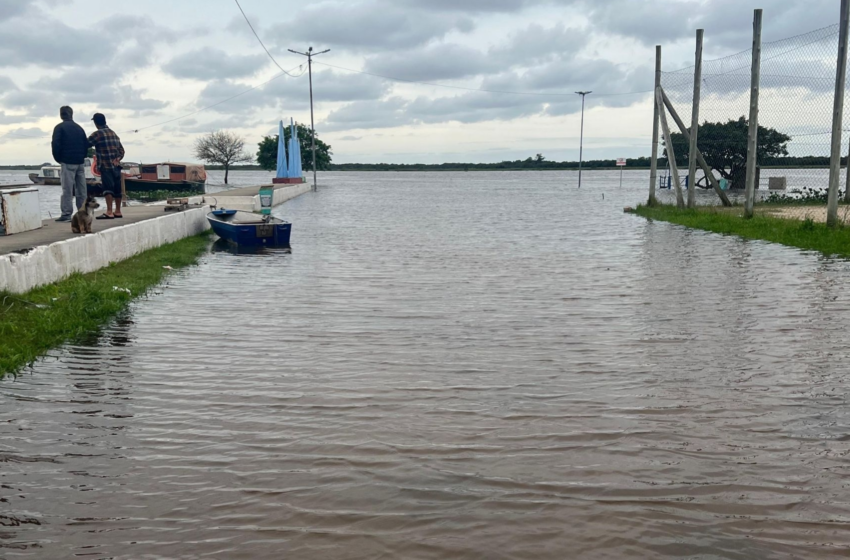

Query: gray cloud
[164,48,268,80]
[361,22,588,82]
[395,0,533,11]
[0,111,33,125]
[195,70,389,116]
[272,0,474,51]
[7,69,169,116]
[364,44,498,82]
[0,75,17,91]
[0,0,30,21]
[0,127,48,144]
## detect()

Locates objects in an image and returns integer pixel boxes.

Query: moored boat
[206,209,291,247]
[29,158,139,192]
[121,162,206,196]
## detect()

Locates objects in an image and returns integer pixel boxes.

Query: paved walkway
[768,206,850,225]
[0,206,167,256]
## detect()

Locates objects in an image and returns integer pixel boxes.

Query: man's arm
[51,125,62,163]
[117,140,125,163]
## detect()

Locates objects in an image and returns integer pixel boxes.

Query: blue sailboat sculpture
[272,118,305,184]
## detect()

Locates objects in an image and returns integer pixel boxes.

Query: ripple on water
[2,171,850,559]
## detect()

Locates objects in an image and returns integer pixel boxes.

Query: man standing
[51,106,89,222]
[88,113,125,219]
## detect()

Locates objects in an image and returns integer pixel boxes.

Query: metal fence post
[828,0,850,226]
[648,46,662,205]
[744,9,763,219]
[687,30,704,209]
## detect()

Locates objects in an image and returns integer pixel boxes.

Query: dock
[0,183,310,294]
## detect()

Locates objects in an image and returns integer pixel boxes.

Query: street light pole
[288,46,330,192]
[576,91,592,188]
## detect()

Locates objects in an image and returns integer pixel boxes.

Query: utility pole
[828,0,850,225]
[743,9,763,219]
[288,46,330,192]
[648,46,661,205]
[576,91,591,188]
[687,29,704,209]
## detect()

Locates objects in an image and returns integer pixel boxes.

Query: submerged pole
[744,9,763,219]
[576,91,591,188]
[661,90,731,206]
[687,30,704,209]
[657,87,684,208]
[649,46,662,205]
[828,0,850,225]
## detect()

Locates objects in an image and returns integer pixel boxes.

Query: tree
[193,130,253,184]
[535,153,546,163]
[256,124,333,172]
[664,117,790,190]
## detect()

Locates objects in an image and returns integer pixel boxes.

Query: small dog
[71,196,100,234]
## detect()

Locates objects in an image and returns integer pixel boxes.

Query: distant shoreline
[1,165,833,172]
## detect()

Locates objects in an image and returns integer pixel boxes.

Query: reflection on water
[2,171,850,559]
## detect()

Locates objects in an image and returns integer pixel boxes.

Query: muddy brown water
[2,171,850,559]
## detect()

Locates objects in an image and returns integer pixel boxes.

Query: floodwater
[2,170,850,559]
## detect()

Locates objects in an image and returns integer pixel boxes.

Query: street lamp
[576,91,592,188]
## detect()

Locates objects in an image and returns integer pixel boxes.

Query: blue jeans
[60,163,87,217]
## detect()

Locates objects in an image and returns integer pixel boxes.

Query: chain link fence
[659,23,847,200]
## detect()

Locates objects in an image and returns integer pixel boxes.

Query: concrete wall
[0,206,210,294]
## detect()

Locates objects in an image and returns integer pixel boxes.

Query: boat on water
[30,158,141,193]
[28,158,102,187]
[207,209,292,247]
[121,162,206,196]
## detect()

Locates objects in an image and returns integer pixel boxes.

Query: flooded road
[2,171,850,559]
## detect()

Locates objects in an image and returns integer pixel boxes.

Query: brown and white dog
[71,196,100,234]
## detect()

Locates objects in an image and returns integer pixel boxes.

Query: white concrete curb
[0,205,211,294]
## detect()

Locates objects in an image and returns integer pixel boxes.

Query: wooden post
[662,90,732,206]
[828,0,850,226]
[744,9,763,219]
[648,45,662,205]
[687,29,704,209]
[120,173,128,207]
[657,87,685,208]
[845,135,850,203]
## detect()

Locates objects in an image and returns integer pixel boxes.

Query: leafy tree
[193,130,253,184]
[664,117,790,189]
[534,153,546,163]
[257,124,333,172]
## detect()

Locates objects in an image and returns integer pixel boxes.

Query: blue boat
[207,209,292,247]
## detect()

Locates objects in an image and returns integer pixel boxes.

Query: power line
[234,0,304,78]
[313,61,652,98]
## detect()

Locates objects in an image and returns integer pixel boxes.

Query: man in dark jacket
[51,106,89,222]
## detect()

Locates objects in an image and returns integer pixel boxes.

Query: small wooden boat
[207,209,292,247]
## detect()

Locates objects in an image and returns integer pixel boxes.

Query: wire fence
[659,23,847,198]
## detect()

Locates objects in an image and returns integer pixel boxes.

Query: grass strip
[0,232,211,378]
[635,204,850,258]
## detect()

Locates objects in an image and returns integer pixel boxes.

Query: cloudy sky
[0,0,841,165]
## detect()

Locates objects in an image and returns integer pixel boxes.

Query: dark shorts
[101,166,122,198]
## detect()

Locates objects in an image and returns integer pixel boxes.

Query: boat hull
[122,178,205,195]
[29,174,60,186]
[207,211,291,247]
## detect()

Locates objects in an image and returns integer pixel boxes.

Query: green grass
[0,233,211,378]
[635,204,850,258]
